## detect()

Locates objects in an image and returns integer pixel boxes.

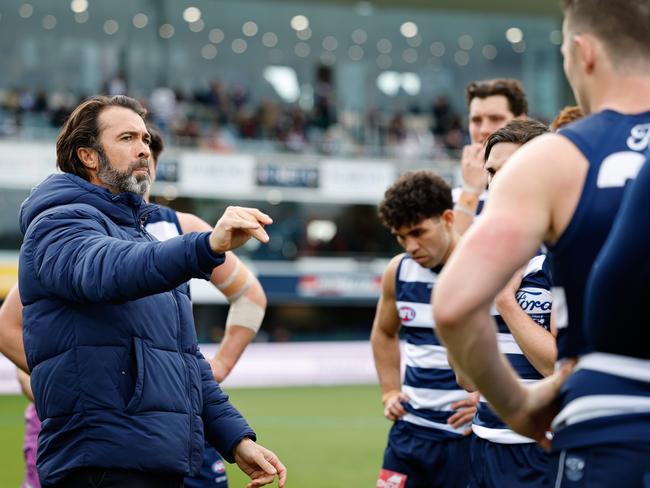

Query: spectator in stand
[150,82,177,136]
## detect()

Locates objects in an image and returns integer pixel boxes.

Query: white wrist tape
[225,295,265,333]
[454,203,476,218]
[462,183,483,195]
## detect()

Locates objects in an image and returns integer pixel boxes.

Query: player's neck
[441,231,460,267]
[590,74,650,114]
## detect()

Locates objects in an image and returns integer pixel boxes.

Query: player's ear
[441,209,455,228]
[574,33,596,74]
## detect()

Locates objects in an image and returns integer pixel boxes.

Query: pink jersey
[22,403,41,488]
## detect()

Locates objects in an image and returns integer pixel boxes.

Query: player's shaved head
[561,0,650,71]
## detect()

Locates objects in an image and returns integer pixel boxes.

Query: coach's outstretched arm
[432,135,576,446]
[19,203,271,304]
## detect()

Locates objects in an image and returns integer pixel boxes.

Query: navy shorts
[377,420,471,488]
[549,442,650,488]
[469,435,550,488]
[184,442,228,488]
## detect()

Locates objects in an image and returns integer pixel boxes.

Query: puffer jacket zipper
[138,206,196,470]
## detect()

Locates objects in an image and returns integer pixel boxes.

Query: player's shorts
[549,442,650,488]
[469,435,550,488]
[22,403,41,488]
[377,420,471,488]
[184,442,228,488]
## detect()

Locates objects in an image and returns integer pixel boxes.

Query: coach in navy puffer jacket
[19,170,258,485]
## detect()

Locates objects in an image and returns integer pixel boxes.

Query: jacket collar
[20,173,158,233]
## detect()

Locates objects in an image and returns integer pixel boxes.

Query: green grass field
[0,385,389,487]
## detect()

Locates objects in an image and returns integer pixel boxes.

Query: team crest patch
[564,455,586,482]
[212,459,226,474]
[398,306,416,323]
[376,468,407,488]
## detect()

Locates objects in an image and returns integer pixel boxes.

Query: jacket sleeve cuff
[195,232,226,276]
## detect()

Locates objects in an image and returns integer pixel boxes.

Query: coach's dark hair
[378,171,453,230]
[465,79,528,117]
[561,0,650,68]
[484,119,549,162]
[147,125,164,164]
[56,95,147,181]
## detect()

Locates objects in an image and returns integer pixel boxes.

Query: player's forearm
[453,190,480,236]
[17,369,33,400]
[370,329,402,394]
[0,286,29,373]
[212,326,256,381]
[437,308,526,418]
[0,326,28,373]
[497,299,556,376]
[453,211,475,236]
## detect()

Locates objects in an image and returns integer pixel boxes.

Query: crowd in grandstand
[0,82,465,158]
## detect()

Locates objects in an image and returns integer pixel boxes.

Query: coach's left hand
[234,437,287,488]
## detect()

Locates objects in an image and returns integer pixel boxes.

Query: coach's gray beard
[96,147,151,196]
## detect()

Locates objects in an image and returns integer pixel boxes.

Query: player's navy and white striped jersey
[472,254,552,444]
[396,255,469,440]
[552,150,650,451]
[550,110,650,360]
[145,205,182,240]
[547,110,650,450]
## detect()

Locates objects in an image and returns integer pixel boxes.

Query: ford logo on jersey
[516,288,552,313]
[398,306,416,322]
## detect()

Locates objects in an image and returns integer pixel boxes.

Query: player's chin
[413,255,434,267]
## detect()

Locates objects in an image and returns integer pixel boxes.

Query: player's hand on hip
[234,438,287,488]
[382,391,409,421]
[210,206,273,254]
[503,359,575,450]
[460,143,487,191]
[448,391,479,434]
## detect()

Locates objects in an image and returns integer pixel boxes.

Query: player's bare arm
[433,134,587,442]
[454,143,488,236]
[17,369,33,401]
[178,211,267,382]
[495,270,557,377]
[0,284,28,373]
[370,254,408,421]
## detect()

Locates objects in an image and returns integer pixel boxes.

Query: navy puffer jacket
[18,173,255,486]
